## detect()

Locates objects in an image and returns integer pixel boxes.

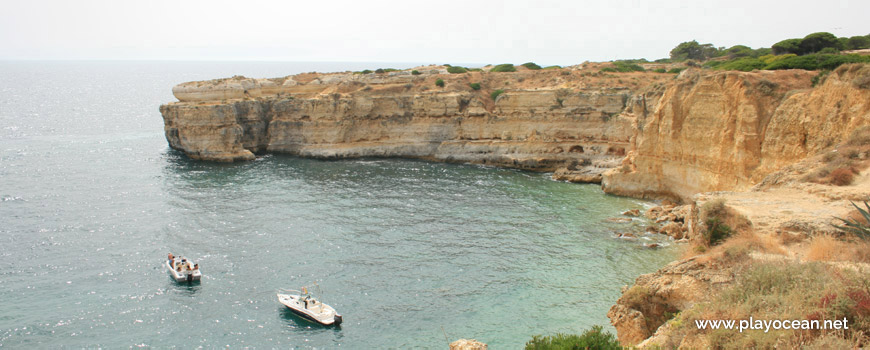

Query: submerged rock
[449,339,487,350]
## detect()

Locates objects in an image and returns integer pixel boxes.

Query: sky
[1,0,868,66]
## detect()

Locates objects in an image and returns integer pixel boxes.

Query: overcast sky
[1,0,867,66]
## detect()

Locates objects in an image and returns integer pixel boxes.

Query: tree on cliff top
[799,32,842,54]
[670,40,719,61]
[772,38,802,55]
[773,32,843,55]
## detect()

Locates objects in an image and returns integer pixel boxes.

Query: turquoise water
[0,61,676,348]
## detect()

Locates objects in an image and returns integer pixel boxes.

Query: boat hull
[277,293,341,326]
[165,260,201,282]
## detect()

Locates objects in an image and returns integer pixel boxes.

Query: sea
[0,61,677,349]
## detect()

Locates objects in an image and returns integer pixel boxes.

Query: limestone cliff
[602,65,870,201]
[160,66,673,181]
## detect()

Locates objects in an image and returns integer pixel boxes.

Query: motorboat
[166,256,201,282]
[277,289,342,326]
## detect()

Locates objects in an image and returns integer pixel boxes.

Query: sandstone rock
[659,221,684,239]
[160,69,640,166]
[622,209,640,216]
[607,304,649,345]
[601,68,870,202]
[645,206,664,220]
[449,339,487,350]
[608,257,735,346]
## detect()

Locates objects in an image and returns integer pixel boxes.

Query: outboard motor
[334,314,343,325]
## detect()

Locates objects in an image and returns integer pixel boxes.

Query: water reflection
[167,276,201,296]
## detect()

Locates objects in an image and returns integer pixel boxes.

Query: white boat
[277,289,343,326]
[166,257,201,282]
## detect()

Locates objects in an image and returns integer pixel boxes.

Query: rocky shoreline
[160,62,870,347]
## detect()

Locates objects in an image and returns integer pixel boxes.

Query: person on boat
[168,253,174,262]
[193,264,199,271]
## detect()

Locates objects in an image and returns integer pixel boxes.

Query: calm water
[0,61,676,349]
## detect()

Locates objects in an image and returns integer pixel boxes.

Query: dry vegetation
[652,260,870,349]
[804,126,870,186]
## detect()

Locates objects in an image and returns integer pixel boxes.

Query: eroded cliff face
[160,66,673,181]
[602,65,870,202]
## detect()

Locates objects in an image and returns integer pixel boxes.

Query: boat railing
[278,288,302,294]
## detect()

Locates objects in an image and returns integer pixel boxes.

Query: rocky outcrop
[449,339,487,350]
[160,67,674,180]
[603,65,870,202]
[607,257,735,346]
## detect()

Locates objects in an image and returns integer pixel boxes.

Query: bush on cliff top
[521,62,542,70]
[525,326,621,350]
[446,66,468,74]
[715,57,767,71]
[763,53,870,71]
[490,64,517,72]
[469,82,481,90]
[435,78,444,87]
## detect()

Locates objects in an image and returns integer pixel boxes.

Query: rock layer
[160,67,670,180]
[602,65,870,201]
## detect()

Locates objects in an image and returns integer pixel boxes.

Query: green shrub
[521,62,542,70]
[543,65,562,69]
[653,68,667,73]
[447,66,468,74]
[435,78,444,87]
[612,61,645,72]
[764,53,870,71]
[411,70,421,75]
[716,57,766,71]
[490,64,517,72]
[357,69,373,74]
[667,67,684,74]
[490,89,505,100]
[468,68,483,72]
[703,60,725,68]
[469,82,481,90]
[525,326,621,350]
[753,47,773,57]
[375,68,385,74]
[701,199,732,246]
[599,67,618,73]
[835,200,870,240]
[705,217,733,246]
[759,53,797,64]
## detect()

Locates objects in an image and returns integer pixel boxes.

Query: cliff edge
[159,65,675,182]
